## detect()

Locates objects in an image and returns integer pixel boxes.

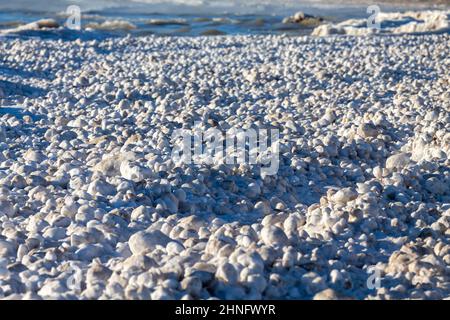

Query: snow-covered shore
[0,26,449,299]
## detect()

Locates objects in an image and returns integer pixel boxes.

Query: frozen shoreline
[0,28,449,299]
[1,4,449,37]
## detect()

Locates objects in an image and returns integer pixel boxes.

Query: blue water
[0,0,446,37]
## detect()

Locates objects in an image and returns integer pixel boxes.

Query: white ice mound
[85,20,137,31]
[312,10,450,36]
[0,19,60,35]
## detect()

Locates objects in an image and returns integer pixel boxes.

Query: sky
[0,0,446,16]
